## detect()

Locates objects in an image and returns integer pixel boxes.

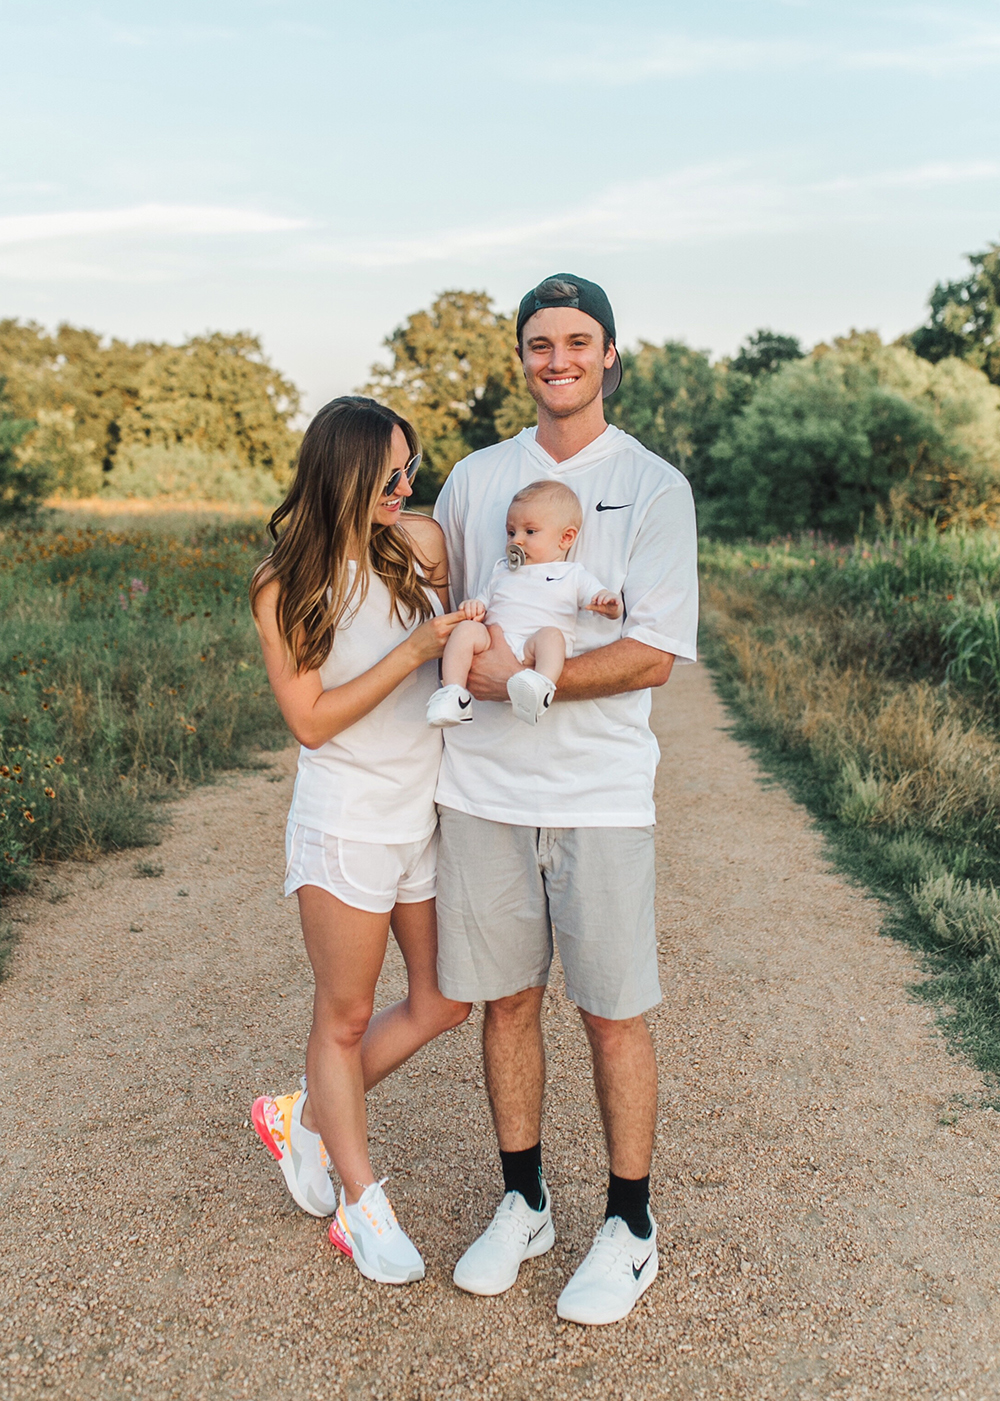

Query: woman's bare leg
[441,620,491,688]
[359,898,471,1088]
[523,626,565,684]
[300,897,470,1128]
[296,885,390,1203]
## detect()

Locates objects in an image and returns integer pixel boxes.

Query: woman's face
[372,424,415,526]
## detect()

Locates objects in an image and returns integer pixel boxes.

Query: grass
[701,527,1000,1090]
[0,515,287,931]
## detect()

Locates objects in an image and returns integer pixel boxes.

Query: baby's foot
[427,684,473,728]
[506,670,556,725]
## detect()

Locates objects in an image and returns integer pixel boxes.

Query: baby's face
[506,502,577,564]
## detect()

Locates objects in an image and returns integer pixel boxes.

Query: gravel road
[1,663,998,1401]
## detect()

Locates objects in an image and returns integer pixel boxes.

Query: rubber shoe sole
[453,1217,555,1296]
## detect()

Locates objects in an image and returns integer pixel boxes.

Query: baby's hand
[586,591,623,619]
[459,598,487,622]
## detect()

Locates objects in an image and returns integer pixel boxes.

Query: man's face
[518,307,616,420]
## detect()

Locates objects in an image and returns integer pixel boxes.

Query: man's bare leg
[579,1010,657,1177]
[482,985,547,1150]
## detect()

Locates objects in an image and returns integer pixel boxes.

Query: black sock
[605,1172,652,1239]
[499,1143,544,1211]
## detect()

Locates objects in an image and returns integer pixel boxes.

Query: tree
[607,341,729,491]
[704,337,1000,539]
[0,321,301,498]
[0,379,45,519]
[729,328,804,380]
[910,239,1000,384]
[360,291,532,501]
[119,332,300,476]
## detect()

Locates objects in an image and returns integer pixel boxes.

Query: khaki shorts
[435,807,660,1020]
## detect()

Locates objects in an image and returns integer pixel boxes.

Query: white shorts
[284,823,437,915]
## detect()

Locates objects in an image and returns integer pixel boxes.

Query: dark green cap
[516,273,622,398]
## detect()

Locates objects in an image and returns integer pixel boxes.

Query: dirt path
[1,664,999,1401]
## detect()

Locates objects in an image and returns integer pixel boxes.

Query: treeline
[364,236,1000,536]
[2,234,997,535]
[0,324,301,516]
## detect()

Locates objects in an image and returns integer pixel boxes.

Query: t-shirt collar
[516,424,622,474]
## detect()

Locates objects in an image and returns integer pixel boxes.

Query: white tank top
[288,563,443,843]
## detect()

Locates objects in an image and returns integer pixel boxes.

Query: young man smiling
[433,275,699,1325]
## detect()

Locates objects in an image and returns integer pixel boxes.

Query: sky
[1,1,999,413]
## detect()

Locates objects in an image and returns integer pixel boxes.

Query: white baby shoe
[426,684,474,727]
[506,670,556,725]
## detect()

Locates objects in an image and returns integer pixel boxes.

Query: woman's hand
[405,610,466,663]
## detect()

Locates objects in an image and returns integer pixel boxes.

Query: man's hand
[467,624,522,701]
[458,598,487,622]
[586,590,623,620]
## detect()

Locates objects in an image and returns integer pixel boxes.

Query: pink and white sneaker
[251,1088,338,1218]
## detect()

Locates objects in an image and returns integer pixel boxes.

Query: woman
[249,396,470,1285]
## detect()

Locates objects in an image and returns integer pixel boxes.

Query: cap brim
[602,349,622,398]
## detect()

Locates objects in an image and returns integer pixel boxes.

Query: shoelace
[357,1179,400,1237]
[583,1226,634,1276]
[482,1193,534,1247]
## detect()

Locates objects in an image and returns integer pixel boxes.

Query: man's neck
[534,398,608,464]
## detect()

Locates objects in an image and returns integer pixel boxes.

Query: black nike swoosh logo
[632,1252,654,1280]
[527,1224,545,1243]
[546,576,558,581]
[458,697,471,709]
[596,501,632,512]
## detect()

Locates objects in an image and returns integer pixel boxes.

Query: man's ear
[560,525,579,550]
[604,339,617,369]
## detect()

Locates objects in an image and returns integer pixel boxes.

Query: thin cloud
[0,204,310,248]
[297,157,998,270]
[535,36,817,83]
[849,31,1000,72]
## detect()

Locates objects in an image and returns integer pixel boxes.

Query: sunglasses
[383,452,421,498]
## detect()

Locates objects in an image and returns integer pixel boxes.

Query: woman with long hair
[249,396,470,1285]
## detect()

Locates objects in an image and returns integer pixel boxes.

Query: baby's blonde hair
[508,479,583,530]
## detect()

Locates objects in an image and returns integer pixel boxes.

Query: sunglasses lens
[407,453,422,480]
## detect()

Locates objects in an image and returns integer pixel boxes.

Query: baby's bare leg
[523,626,566,684]
[442,620,492,688]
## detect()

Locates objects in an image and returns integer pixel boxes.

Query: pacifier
[506,543,526,571]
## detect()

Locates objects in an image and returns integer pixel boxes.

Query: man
[434,274,698,1325]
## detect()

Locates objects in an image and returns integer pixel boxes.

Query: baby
[426,479,622,727]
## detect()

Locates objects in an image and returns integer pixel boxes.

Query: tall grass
[703,528,1000,1083]
[0,519,286,905]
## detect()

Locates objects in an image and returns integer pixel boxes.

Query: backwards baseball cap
[516,273,622,398]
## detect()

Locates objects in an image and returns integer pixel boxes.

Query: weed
[0,919,14,980]
[133,860,164,879]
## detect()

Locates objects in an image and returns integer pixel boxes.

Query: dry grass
[706,585,1000,838]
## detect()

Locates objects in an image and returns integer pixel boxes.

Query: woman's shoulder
[398,512,446,570]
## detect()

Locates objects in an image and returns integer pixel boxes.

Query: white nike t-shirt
[480,558,609,659]
[434,424,699,828]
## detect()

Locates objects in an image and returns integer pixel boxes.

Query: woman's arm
[253,577,463,749]
[399,512,450,612]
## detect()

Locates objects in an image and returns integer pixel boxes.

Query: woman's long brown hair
[249,396,435,673]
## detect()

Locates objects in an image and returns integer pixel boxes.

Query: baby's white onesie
[478,559,610,661]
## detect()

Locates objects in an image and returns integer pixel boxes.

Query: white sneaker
[453,1183,555,1296]
[336,1180,425,1285]
[556,1214,658,1326]
[427,684,473,728]
[250,1088,338,1218]
[506,669,556,725]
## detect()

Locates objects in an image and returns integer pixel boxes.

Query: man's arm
[467,627,672,701]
